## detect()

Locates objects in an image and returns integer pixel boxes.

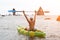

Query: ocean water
[0,15,60,40]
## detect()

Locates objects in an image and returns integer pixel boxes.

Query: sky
[0,0,60,15]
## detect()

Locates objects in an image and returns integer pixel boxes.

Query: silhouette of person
[23,11,37,31]
[13,8,16,15]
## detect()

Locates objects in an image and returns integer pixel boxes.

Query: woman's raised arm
[34,10,37,23]
[23,11,29,23]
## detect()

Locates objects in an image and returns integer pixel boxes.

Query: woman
[23,11,37,31]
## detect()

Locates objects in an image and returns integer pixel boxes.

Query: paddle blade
[44,11,50,13]
[8,10,16,12]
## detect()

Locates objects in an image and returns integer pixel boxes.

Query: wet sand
[0,15,60,40]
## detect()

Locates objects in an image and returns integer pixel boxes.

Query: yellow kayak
[17,26,46,38]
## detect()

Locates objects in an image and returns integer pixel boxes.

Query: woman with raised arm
[23,11,37,31]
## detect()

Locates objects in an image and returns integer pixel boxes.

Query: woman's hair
[30,17,33,20]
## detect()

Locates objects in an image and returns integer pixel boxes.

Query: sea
[0,15,60,40]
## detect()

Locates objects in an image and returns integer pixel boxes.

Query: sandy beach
[0,15,60,40]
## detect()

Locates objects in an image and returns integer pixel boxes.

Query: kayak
[17,26,46,38]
